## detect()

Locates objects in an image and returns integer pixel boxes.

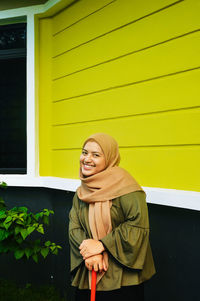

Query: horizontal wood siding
[51,146,200,192]
[52,69,200,125]
[52,108,200,148]
[39,0,200,191]
[52,0,199,79]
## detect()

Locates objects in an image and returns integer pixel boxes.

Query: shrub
[0,182,61,262]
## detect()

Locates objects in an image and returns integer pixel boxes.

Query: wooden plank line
[52,0,183,58]
[53,0,116,37]
[51,144,200,151]
[119,144,200,149]
[52,66,200,103]
[52,147,81,151]
[52,29,200,81]
[52,106,200,127]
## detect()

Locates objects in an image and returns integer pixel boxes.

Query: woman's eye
[93,154,100,157]
[82,150,87,155]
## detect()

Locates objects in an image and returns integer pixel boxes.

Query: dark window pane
[0,23,26,50]
[0,23,26,174]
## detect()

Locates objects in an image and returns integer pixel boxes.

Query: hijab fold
[77,133,143,286]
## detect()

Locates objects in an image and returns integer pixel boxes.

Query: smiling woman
[69,133,155,301]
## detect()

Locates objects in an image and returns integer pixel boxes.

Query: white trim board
[143,187,200,211]
[0,0,75,19]
[0,176,200,211]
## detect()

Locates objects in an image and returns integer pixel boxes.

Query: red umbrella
[90,270,97,301]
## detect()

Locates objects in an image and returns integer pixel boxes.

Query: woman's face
[80,141,106,177]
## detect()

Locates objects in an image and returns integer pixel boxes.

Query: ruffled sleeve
[69,193,87,273]
[101,191,150,270]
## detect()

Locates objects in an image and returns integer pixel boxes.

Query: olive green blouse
[69,191,156,291]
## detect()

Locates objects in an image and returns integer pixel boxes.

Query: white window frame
[0,1,199,211]
[0,1,61,183]
[0,10,37,180]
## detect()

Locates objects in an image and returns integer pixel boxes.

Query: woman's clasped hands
[79,239,107,273]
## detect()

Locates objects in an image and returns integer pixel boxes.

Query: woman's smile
[82,164,95,170]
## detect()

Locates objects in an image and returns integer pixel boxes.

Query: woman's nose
[84,154,92,162]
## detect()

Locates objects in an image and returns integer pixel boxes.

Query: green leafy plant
[0,182,62,262]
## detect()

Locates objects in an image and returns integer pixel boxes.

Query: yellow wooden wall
[38,0,200,192]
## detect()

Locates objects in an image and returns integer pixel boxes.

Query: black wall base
[146,202,200,301]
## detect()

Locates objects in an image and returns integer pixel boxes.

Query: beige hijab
[77,133,143,284]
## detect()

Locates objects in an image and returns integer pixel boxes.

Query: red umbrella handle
[90,270,97,301]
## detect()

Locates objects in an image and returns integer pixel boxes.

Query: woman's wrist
[99,240,105,252]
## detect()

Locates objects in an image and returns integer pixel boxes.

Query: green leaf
[35,212,43,221]
[27,226,35,235]
[41,247,49,259]
[25,248,33,259]
[17,207,28,213]
[37,225,44,234]
[51,248,58,255]
[10,207,19,212]
[43,215,49,225]
[43,209,50,217]
[50,245,56,252]
[44,241,51,247]
[14,226,22,235]
[20,229,28,240]
[0,198,6,209]
[0,211,6,219]
[10,214,19,221]
[32,254,38,263]
[51,245,62,255]
[4,216,12,223]
[16,236,23,244]
[33,241,41,253]
[0,229,9,241]
[27,216,32,225]
[0,182,7,188]
[3,221,12,230]
[14,249,24,260]
[16,219,24,225]
[43,209,54,216]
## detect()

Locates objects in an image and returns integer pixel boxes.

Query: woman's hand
[79,239,105,259]
[85,254,107,272]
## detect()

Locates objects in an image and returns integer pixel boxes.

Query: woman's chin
[82,169,94,177]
